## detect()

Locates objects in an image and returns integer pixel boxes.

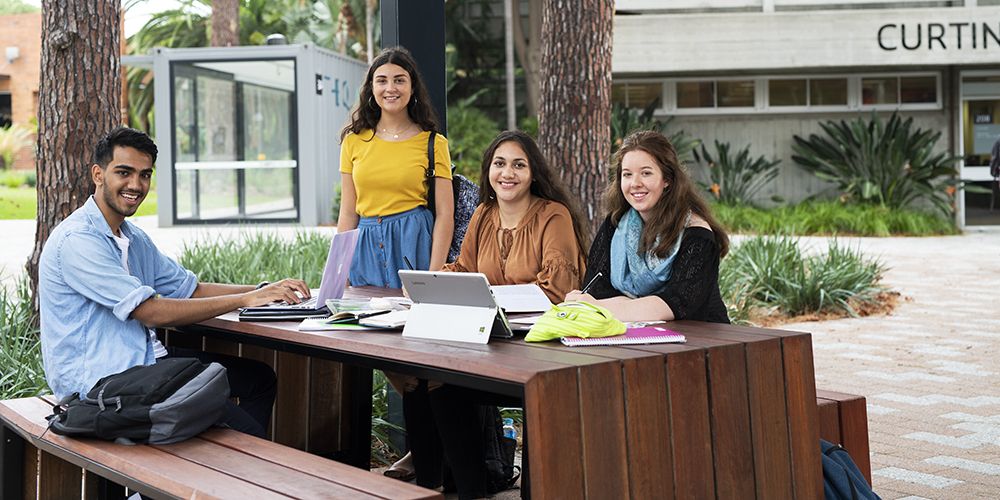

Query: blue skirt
[350,207,434,288]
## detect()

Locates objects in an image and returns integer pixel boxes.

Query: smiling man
[37,127,310,437]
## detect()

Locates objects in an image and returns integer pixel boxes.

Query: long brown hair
[340,46,439,141]
[480,130,590,257]
[604,130,729,257]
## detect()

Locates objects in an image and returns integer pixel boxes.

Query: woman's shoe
[384,451,417,482]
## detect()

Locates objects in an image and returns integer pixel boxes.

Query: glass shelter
[136,45,365,226]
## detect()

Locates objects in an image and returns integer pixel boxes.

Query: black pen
[580,272,603,295]
[402,256,415,270]
[327,309,392,324]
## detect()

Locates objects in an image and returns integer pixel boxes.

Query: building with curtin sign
[612,0,1000,227]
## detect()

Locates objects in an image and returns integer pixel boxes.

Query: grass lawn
[0,187,158,219]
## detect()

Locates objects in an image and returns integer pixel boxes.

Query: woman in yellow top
[337,47,453,288]
[403,130,589,498]
[445,130,589,301]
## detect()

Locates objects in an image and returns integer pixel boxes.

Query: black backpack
[821,439,881,500]
[483,406,520,494]
[425,131,480,262]
[46,358,230,445]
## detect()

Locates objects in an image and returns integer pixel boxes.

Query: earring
[368,96,376,108]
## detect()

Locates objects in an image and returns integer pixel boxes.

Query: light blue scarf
[610,208,686,298]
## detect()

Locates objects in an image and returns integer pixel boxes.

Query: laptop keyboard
[281,297,318,309]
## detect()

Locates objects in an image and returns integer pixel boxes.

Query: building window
[810,78,848,106]
[677,81,714,108]
[675,80,754,109]
[718,80,754,107]
[648,72,938,114]
[770,79,807,106]
[900,76,937,104]
[862,77,898,105]
[612,81,663,109]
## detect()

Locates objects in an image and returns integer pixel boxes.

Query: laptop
[398,270,513,344]
[238,229,359,321]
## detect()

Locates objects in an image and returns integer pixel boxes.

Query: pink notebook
[560,326,686,346]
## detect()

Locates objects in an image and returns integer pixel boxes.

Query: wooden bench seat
[0,396,441,500]
[816,389,872,485]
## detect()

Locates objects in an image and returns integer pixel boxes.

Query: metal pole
[505,0,516,130]
[380,0,448,135]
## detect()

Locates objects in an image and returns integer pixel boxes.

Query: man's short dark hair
[94,127,158,167]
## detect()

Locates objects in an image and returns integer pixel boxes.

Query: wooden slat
[24,442,38,500]
[622,355,674,499]
[156,439,384,499]
[273,352,310,450]
[1,398,289,499]
[84,470,126,500]
[704,342,756,499]
[199,429,441,500]
[524,368,585,499]
[818,390,872,485]
[816,396,842,444]
[745,337,795,499]
[578,361,629,498]
[308,357,344,454]
[665,348,715,499]
[782,334,823,499]
[38,450,82,499]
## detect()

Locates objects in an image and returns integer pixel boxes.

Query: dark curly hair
[479,130,590,257]
[605,130,729,257]
[340,46,440,141]
[94,127,158,167]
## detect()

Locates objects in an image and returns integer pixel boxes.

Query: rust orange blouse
[444,198,585,303]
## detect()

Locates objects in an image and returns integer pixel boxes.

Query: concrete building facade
[612,0,1000,226]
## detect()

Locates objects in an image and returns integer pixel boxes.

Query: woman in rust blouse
[445,130,589,302]
[402,130,588,498]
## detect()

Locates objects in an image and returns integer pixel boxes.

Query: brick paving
[784,230,1000,499]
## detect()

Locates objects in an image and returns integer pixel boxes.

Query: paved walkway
[785,230,1000,499]
[2,217,998,498]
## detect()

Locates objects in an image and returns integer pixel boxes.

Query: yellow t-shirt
[339,130,452,217]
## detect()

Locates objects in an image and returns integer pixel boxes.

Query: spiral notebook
[560,326,686,346]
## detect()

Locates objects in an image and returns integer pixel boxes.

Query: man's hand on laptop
[243,279,311,307]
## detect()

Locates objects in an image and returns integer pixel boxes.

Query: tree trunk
[28,0,122,303]
[366,0,377,63]
[211,0,240,47]
[512,0,543,118]
[539,0,614,232]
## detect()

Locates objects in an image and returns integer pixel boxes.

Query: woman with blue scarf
[566,130,730,323]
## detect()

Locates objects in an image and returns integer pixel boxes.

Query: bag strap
[425,131,436,211]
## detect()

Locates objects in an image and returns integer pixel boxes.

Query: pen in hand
[580,271,603,295]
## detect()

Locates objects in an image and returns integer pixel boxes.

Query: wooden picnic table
[175,286,824,499]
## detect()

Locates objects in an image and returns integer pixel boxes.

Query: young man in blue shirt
[38,127,310,437]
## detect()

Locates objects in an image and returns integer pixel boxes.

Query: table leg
[1,424,25,500]
[345,365,374,469]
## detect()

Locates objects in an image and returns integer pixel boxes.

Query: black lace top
[583,217,730,324]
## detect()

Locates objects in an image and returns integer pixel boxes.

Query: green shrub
[693,140,781,206]
[0,275,49,399]
[0,124,33,170]
[713,201,957,236]
[447,91,501,182]
[792,112,959,217]
[23,170,36,188]
[721,235,885,319]
[0,170,27,188]
[179,231,331,287]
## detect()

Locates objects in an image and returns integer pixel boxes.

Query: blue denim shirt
[39,197,197,399]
